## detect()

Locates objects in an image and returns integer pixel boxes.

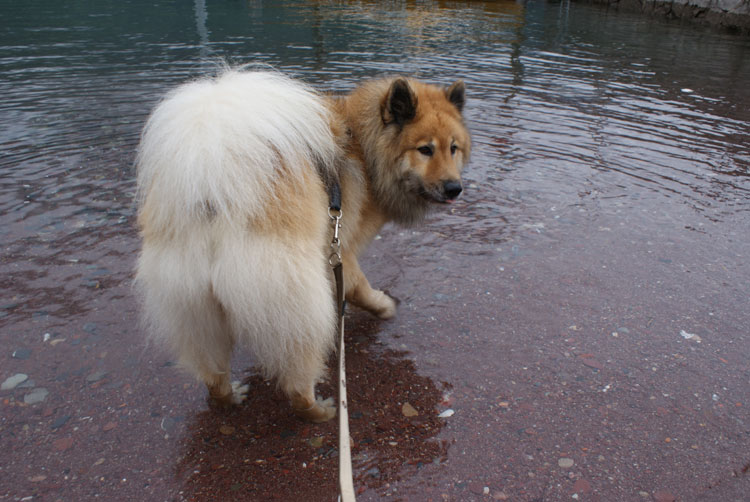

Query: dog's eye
[450,144,458,155]
[417,145,433,157]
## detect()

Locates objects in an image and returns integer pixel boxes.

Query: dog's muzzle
[443,180,463,201]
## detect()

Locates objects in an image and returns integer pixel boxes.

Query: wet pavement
[2,1,749,501]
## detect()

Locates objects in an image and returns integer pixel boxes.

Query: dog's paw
[294,396,337,423]
[230,380,249,404]
[318,396,335,409]
[209,380,249,407]
[375,291,399,320]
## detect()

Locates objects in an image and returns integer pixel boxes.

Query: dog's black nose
[443,180,463,200]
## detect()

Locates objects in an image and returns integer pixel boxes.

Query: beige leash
[336,291,356,501]
[329,207,356,502]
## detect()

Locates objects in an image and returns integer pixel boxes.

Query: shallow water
[1,1,749,501]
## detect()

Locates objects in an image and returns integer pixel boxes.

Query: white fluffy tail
[135,68,338,391]
[135,69,337,230]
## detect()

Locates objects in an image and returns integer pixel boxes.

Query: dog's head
[381,78,471,206]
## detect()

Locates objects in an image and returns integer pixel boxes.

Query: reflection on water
[1,1,749,500]
[175,314,448,501]
[1,0,747,256]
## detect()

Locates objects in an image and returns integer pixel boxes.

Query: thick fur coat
[135,69,470,422]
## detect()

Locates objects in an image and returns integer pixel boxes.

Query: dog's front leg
[343,253,398,319]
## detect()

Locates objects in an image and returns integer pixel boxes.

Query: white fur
[135,70,338,230]
[230,381,250,404]
[135,70,338,399]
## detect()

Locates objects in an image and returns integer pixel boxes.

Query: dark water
[2,1,749,501]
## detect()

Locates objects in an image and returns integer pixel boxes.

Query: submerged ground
[1,1,749,501]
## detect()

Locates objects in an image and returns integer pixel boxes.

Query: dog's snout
[443,180,463,200]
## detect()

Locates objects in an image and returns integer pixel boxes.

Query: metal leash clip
[328,208,342,267]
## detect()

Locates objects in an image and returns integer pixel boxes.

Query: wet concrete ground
[2,1,750,501]
[2,176,749,501]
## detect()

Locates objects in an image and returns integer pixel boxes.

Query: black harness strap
[316,158,341,212]
[328,179,342,213]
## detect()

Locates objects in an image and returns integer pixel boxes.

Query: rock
[558,458,575,468]
[24,387,49,404]
[160,417,177,432]
[29,475,47,482]
[53,437,74,451]
[309,437,324,448]
[365,466,381,479]
[493,492,509,500]
[219,425,235,435]
[12,348,32,360]
[102,422,117,431]
[86,370,108,383]
[438,409,455,418]
[1,373,28,390]
[680,330,700,340]
[402,402,418,417]
[573,479,592,493]
[51,415,71,430]
[578,354,604,370]
[654,491,676,502]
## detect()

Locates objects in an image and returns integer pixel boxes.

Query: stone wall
[576,0,750,32]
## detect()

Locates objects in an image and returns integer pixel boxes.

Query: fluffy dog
[135,69,470,422]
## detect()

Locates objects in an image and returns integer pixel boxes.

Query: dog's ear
[383,78,417,126]
[445,80,465,113]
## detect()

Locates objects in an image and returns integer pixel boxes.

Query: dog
[135,69,470,422]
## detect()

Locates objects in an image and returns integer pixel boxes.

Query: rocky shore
[577,0,750,32]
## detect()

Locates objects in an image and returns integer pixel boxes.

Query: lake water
[1,1,749,501]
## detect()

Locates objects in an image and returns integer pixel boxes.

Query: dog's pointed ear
[383,78,417,126]
[446,80,465,113]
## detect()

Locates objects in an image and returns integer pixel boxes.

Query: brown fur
[135,71,470,423]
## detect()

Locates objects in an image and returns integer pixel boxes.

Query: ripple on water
[0,2,747,320]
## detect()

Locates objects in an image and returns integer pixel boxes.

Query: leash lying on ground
[327,180,356,502]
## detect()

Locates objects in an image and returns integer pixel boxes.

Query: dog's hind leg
[169,293,246,406]
[212,232,337,422]
[278,345,337,423]
[202,354,249,407]
[137,241,248,406]
[264,281,337,422]
[186,315,248,406]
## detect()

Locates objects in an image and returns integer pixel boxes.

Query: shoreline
[574,0,750,33]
